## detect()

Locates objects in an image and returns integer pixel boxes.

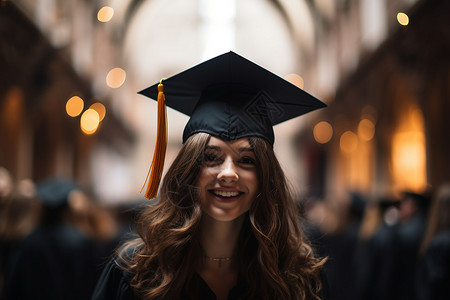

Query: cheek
[244,171,259,195]
[196,167,214,188]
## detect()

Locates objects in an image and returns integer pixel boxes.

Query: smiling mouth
[210,190,242,198]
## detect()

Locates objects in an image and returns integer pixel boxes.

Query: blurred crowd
[302,183,450,300]
[1,164,449,299]
[0,167,145,300]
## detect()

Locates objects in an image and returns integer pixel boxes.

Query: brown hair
[118,133,326,299]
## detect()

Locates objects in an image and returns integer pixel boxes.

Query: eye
[203,152,223,166]
[204,153,218,162]
[239,156,256,165]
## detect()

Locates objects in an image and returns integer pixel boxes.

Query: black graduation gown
[92,257,330,300]
[91,258,136,300]
[91,257,247,300]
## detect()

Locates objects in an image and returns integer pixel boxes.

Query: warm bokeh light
[340,131,358,154]
[284,73,304,89]
[65,96,84,117]
[80,109,100,135]
[358,118,375,141]
[313,121,333,144]
[1,87,24,150]
[106,68,126,88]
[391,105,426,191]
[397,12,409,26]
[90,102,106,121]
[392,132,426,187]
[97,6,114,23]
[2,87,23,126]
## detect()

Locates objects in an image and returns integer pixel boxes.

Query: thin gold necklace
[204,256,233,267]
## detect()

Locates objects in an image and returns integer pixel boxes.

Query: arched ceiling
[120,0,319,83]
[120,0,318,60]
[111,0,322,139]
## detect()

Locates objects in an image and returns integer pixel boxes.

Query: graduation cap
[139,51,326,199]
[36,178,79,209]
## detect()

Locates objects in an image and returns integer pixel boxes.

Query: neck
[200,214,245,261]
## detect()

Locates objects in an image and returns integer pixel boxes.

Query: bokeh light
[313,121,333,144]
[90,102,106,121]
[66,96,84,117]
[106,68,126,88]
[391,105,427,191]
[80,108,100,135]
[284,73,304,89]
[358,118,375,141]
[397,12,409,26]
[340,131,358,154]
[97,6,114,23]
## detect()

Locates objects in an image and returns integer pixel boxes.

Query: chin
[203,207,248,223]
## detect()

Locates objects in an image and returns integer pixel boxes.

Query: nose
[217,158,239,184]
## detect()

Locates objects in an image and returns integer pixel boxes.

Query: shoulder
[91,257,135,300]
[91,239,143,300]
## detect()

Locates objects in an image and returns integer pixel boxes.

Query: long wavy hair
[118,132,326,299]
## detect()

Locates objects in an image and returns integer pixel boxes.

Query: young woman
[92,51,328,299]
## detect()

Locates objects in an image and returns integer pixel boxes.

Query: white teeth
[213,190,239,197]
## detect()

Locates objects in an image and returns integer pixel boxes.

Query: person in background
[2,177,118,300]
[306,192,365,300]
[0,169,40,297]
[417,183,450,300]
[391,190,430,300]
[92,51,329,300]
[353,196,400,300]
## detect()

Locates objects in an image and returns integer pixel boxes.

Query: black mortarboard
[36,178,79,209]
[138,51,326,199]
[139,51,326,144]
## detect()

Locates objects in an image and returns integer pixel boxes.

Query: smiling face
[196,136,259,222]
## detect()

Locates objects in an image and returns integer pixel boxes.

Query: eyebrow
[205,145,221,151]
[238,147,254,153]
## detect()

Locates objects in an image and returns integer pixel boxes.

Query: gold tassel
[141,79,167,199]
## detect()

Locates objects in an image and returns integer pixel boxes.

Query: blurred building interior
[1,0,449,205]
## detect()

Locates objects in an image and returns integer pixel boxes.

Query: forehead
[207,136,251,149]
